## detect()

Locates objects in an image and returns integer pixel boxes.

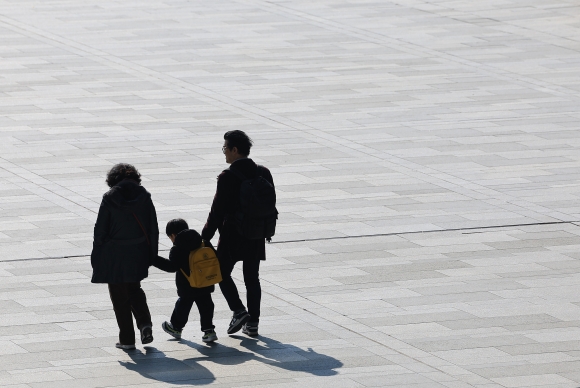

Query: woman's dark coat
[91,180,159,284]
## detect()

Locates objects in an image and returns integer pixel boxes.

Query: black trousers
[170,293,215,332]
[108,282,152,345]
[219,257,261,324]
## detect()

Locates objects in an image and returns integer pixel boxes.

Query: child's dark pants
[171,293,215,332]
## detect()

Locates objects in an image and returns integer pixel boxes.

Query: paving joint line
[270,220,580,244]
[3,219,579,263]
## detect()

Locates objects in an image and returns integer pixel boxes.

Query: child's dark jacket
[153,229,215,297]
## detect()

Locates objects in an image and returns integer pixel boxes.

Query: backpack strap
[228,164,267,181]
[255,164,266,177]
[226,165,247,181]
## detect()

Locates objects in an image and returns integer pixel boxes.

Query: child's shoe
[202,329,217,343]
[162,321,182,339]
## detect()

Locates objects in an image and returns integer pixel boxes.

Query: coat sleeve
[201,172,229,242]
[151,255,177,272]
[91,199,110,270]
[149,199,160,264]
[263,166,275,188]
[93,200,110,246]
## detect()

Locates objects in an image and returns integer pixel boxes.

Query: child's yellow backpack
[180,241,222,288]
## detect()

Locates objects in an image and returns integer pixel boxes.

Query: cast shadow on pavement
[119,345,216,385]
[182,334,344,377]
[119,335,343,384]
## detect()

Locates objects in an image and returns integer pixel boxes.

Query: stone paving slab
[0,225,580,387]
[0,0,579,257]
[0,0,580,386]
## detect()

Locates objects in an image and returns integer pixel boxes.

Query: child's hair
[166,218,188,236]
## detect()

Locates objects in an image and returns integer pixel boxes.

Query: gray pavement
[0,0,580,386]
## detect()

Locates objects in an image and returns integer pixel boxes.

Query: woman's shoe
[141,325,153,344]
[116,343,136,350]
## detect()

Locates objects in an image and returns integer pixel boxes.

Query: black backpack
[228,165,278,241]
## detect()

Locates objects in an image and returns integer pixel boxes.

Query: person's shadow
[118,346,215,385]
[182,334,343,377]
[119,335,343,383]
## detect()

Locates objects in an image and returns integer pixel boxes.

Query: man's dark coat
[91,180,159,284]
[153,229,215,297]
[201,158,274,262]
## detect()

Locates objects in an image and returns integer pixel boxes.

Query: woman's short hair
[224,130,253,156]
[166,218,189,236]
[106,163,141,187]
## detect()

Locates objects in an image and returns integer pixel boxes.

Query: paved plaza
[1,0,580,386]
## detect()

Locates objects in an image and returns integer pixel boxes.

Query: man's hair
[224,130,253,156]
[106,163,141,187]
[166,218,189,236]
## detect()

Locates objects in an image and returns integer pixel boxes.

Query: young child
[153,218,217,343]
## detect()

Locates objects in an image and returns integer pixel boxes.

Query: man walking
[202,130,276,337]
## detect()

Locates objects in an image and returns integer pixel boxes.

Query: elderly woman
[91,163,159,349]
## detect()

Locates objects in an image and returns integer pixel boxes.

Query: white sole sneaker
[242,324,259,337]
[227,311,250,334]
[162,321,182,340]
[202,331,218,343]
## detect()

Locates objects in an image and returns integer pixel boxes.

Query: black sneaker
[141,325,153,344]
[227,310,250,334]
[242,323,258,337]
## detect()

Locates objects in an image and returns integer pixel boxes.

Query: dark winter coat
[91,180,159,284]
[201,158,274,262]
[152,229,215,297]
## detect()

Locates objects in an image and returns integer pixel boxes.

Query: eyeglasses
[222,146,227,154]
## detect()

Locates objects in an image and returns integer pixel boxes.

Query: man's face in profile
[223,141,240,164]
